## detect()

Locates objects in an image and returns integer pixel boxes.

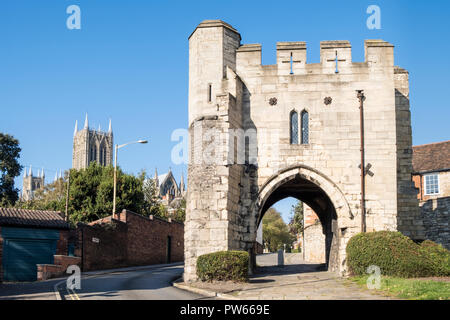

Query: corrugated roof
[412,140,450,173]
[0,208,70,229]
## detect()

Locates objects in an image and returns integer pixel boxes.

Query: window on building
[290,111,299,144]
[99,148,103,165]
[301,110,309,144]
[103,148,107,165]
[424,174,439,195]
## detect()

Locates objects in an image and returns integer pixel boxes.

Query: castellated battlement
[236,39,394,75]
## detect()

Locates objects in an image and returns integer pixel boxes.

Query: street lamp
[112,139,148,215]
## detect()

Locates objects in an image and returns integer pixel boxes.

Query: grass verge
[350,275,450,300]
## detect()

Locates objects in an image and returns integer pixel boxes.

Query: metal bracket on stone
[358,163,374,177]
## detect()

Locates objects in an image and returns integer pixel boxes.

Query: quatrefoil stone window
[269,97,278,106]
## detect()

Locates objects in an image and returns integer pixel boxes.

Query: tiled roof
[0,208,70,229]
[412,140,450,173]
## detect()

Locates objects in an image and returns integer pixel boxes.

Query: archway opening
[257,173,338,269]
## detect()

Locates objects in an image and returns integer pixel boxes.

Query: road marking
[67,287,80,300]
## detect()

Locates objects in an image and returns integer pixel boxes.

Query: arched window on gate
[290,110,299,144]
[301,110,309,144]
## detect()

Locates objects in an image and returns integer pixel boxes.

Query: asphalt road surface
[0,264,206,300]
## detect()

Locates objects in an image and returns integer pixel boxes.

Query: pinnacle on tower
[98,124,101,132]
[29,166,32,176]
[108,119,112,134]
[74,120,78,136]
[54,172,58,182]
[41,168,45,178]
[84,113,89,129]
[154,168,159,186]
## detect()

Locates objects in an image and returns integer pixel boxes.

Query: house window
[290,111,299,144]
[301,110,309,144]
[424,174,439,195]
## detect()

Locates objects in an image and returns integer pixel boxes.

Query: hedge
[196,250,249,282]
[346,231,450,278]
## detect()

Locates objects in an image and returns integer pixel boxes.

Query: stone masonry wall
[419,197,450,250]
[303,205,326,263]
[394,68,425,240]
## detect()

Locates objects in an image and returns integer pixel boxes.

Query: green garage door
[2,227,59,282]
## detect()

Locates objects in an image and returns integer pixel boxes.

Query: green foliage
[142,177,161,216]
[196,251,249,282]
[351,275,450,300]
[174,197,186,222]
[15,178,67,212]
[262,208,296,252]
[288,201,304,235]
[346,231,450,278]
[68,163,145,223]
[0,133,23,206]
[16,162,146,224]
[420,240,450,276]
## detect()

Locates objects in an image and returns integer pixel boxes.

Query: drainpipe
[65,171,70,222]
[357,90,366,233]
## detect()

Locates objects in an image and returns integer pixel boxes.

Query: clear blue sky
[1,1,449,222]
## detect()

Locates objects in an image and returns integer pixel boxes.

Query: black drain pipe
[357,90,366,233]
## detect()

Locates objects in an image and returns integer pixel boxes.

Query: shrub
[420,240,450,276]
[196,250,249,282]
[346,231,449,278]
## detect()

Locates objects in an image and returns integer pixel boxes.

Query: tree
[262,208,296,252]
[142,176,162,216]
[16,162,146,225]
[288,201,304,235]
[15,177,66,212]
[0,133,23,206]
[69,162,145,223]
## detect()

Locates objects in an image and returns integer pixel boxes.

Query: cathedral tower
[21,166,45,201]
[72,114,113,169]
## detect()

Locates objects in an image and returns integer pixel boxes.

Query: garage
[0,208,70,282]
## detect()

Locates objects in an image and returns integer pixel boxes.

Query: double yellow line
[66,287,80,300]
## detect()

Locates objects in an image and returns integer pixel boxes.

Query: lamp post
[113,139,148,215]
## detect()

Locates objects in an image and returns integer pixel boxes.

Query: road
[0,263,206,300]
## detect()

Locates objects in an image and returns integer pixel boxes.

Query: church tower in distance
[72,114,113,169]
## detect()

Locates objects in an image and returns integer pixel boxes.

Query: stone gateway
[184,20,424,281]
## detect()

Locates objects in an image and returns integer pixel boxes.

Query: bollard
[277,249,284,266]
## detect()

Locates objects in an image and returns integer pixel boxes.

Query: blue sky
[1,1,449,222]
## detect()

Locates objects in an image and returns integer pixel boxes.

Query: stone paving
[188,253,394,300]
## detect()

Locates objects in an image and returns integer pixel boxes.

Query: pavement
[0,253,394,300]
[0,263,207,300]
[177,253,393,300]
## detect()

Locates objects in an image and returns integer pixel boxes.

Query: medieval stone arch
[184,20,424,281]
[251,165,356,273]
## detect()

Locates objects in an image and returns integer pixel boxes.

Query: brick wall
[57,230,69,256]
[0,226,2,282]
[78,210,184,271]
[124,210,184,265]
[77,219,128,271]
